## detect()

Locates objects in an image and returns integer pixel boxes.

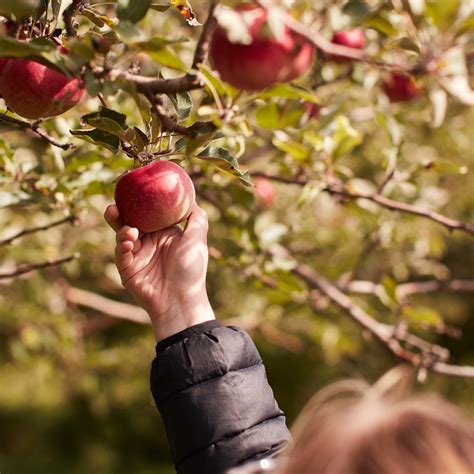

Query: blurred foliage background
[0,0,473,472]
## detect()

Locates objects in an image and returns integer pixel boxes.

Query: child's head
[284,367,474,474]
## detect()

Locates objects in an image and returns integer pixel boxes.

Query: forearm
[147,293,216,342]
[150,321,291,474]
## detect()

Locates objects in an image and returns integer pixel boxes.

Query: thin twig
[0,113,74,150]
[0,254,79,280]
[0,216,76,246]
[191,1,217,69]
[249,171,474,237]
[64,0,88,37]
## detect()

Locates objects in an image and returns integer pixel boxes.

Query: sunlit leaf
[196,147,252,186]
[70,129,121,152]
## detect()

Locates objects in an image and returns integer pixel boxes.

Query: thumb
[182,203,209,245]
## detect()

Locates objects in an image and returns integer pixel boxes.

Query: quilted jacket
[150,320,291,474]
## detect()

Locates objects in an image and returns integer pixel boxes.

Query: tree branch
[64,0,88,37]
[268,245,474,378]
[256,0,411,72]
[64,286,150,324]
[249,171,474,237]
[0,254,79,281]
[0,112,74,150]
[191,0,217,69]
[330,187,474,236]
[344,279,474,300]
[101,1,217,95]
[0,216,76,246]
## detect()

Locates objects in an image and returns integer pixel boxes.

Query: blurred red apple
[209,4,313,91]
[383,73,419,102]
[254,177,275,206]
[0,57,85,119]
[114,160,196,233]
[330,29,365,62]
[304,102,320,120]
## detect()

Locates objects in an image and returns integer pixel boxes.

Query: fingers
[183,203,209,245]
[104,204,124,233]
[115,226,140,270]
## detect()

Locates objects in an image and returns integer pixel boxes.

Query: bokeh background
[1,0,473,472]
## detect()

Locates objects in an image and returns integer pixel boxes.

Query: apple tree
[0,0,473,470]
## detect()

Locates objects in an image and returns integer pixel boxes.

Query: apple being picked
[330,29,365,62]
[383,73,419,102]
[0,56,85,120]
[114,160,196,233]
[209,4,313,91]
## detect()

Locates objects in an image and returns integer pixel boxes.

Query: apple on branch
[209,4,314,91]
[114,160,196,233]
[0,56,85,120]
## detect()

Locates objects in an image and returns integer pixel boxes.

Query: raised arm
[105,203,290,473]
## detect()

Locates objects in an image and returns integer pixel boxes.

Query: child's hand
[104,203,215,342]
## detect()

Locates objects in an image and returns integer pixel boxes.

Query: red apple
[382,73,419,102]
[0,57,9,97]
[209,4,313,91]
[254,177,275,206]
[0,57,85,119]
[330,29,365,62]
[114,160,196,233]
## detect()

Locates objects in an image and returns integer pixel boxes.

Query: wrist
[148,294,216,342]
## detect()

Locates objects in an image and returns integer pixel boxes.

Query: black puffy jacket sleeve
[150,320,291,474]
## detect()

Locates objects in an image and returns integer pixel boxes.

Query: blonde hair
[282,366,474,474]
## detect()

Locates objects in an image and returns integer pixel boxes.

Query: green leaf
[425,0,460,30]
[0,190,32,208]
[272,137,309,161]
[137,38,189,72]
[255,103,303,129]
[81,107,129,138]
[196,147,252,186]
[381,276,398,306]
[402,305,442,328]
[168,91,192,121]
[150,1,171,12]
[259,84,319,103]
[364,14,397,36]
[70,129,120,152]
[199,65,226,96]
[332,115,362,158]
[131,127,149,153]
[114,22,146,43]
[81,8,117,28]
[117,0,152,24]
[342,0,371,23]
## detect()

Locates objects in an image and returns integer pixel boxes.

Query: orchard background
[0,0,473,472]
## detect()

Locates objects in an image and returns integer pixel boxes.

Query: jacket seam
[155,361,263,406]
[175,414,286,468]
